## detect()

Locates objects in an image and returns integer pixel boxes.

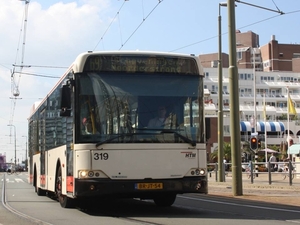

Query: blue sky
[0,0,299,162]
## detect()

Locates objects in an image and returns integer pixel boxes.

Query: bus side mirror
[60,85,71,117]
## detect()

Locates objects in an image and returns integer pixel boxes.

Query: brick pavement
[208,172,300,207]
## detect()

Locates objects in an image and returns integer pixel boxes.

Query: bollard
[289,160,293,186]
[268,161,272,185]
[255,152,259,177]
[250,161,254,184]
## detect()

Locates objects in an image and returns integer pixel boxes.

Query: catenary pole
[227,0,243,196]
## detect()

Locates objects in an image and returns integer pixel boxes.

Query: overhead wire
[119,0,163,50]
[9,0,30,127]
[271,0,282,13]
[93,0,163,51]
[118,12,123,48]
[170,9,300,52]
[13,71,61,79]
[93,1,128,51]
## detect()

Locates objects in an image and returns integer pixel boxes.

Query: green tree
[210,142,232,162]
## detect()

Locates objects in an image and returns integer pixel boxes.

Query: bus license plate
[136,183,163,190]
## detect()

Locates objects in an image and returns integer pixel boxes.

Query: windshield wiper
[160,129,196,147]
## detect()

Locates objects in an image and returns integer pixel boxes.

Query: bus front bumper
[74,177,208,198]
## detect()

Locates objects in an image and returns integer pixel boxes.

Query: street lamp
[22,135,28,171]
[217,2,227,182]
[218,2,236,183]
[7,124,17,169]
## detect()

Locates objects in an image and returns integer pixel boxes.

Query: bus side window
[60,85,71,117]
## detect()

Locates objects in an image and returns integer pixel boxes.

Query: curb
[209,182,300,191]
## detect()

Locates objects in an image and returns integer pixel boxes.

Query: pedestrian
[269,153,277,171]
[223,157,228,171]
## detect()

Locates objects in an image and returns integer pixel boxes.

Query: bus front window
[76,73,203,144]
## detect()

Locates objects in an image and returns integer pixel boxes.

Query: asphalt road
[1,172,300,225]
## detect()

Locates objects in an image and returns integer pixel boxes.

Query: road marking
[1,178,25,183]
[15,178,24,183]
[6,179,15,183]
[179,195,300,213]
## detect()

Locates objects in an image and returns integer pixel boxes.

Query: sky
[0,0,300,163]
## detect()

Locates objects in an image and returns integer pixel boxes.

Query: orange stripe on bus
[67,176,73,193]
[29,174,33,184]
[40,175,46,187]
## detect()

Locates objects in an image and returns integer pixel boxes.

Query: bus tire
[153,193,176,207]
[55,166,74,208]
[36,187,46,196]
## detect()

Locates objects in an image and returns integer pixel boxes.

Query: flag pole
[264,92,267,163]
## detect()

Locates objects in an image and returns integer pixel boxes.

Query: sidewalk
[209,171,300,187]
[208,173,300,207]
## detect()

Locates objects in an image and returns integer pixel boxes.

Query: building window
[293,53,300,58]
[263,60,270,68]
[237,52,242,60]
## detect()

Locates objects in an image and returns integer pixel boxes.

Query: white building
[203,67,300,147]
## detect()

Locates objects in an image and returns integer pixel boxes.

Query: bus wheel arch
[55,160,74,208]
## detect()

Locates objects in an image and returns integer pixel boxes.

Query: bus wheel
[153,193,176,207]
[55,166,74,208]
[36,186,46,196]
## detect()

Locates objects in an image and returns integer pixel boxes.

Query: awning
[240,121,252,132]
[240,121,285,132]
[288,144,300,155]
[257,122,285,132]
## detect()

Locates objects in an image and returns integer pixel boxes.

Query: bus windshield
[76,72,204,144]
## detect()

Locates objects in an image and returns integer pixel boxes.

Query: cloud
[0,0,112,160]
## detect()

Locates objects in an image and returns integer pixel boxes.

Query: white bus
[28,51,207,208]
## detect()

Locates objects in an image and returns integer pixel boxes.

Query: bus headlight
[191,168,206,176]
[78,170,107,178]
[79,171,88,178]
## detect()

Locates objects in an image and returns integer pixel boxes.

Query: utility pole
[217,2,226,182]
[7,124,17,169]
[229,0,285,193]
[22,135,28,171]
[227,0,243,196]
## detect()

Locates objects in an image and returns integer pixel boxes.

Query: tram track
[1,173,52,225]
[1,173,164,225]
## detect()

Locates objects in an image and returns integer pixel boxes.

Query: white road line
[178,195,300,213]
[15,178,24,183]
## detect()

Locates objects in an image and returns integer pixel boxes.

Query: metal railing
[207,161,299,186]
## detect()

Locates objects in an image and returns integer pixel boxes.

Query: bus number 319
[94,153,109,160]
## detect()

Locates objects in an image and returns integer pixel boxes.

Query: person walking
[269,153,277,171]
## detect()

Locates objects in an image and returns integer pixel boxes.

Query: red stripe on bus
[29,174,33,184]
[40,175,46,187]
[67,176,73,193]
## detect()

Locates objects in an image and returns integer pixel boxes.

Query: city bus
[28,51,207,208]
